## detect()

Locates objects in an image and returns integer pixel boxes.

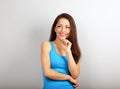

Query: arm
[40,41,76,83]
[66,50,80,79]
[61,39,80,79]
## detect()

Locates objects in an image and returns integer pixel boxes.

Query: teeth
[60,34,65,36]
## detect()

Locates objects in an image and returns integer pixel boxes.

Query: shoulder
[41,41,51,51]
[41,41,50,46]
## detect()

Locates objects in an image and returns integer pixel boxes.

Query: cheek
[67,29,70,34]
[67,33,70,38]
[55,28,61,33]
[66,30,70,37]
[55,27,58,32]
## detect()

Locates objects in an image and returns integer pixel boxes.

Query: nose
[61,27,66,32]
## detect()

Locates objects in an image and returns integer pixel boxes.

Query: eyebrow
[57,24,70,27]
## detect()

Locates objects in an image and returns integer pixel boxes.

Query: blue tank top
[42,41,74,89]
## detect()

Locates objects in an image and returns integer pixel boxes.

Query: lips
[59,33,66,37]
[57,33,67,40]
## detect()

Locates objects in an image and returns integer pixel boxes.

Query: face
[55,18,71,40]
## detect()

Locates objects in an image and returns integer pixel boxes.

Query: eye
[66,26,71,29]
[56,25,61,28]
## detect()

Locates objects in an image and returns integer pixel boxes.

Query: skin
[41,18,80,88]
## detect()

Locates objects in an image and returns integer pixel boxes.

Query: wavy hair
[49,13,81,63]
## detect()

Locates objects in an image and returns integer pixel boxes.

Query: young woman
[40,13,82,89]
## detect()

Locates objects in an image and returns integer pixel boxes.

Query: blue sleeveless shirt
[42,41,74,89]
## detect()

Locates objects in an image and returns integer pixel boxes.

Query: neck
[54,37,63,48]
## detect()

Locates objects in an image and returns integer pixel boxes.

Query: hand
[61,39,72,52]
[69,76,77,84]
[69,76,80,88]
[73,78,80,88]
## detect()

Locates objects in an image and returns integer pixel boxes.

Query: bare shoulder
[41,41,51,51]
[41,41,50,47]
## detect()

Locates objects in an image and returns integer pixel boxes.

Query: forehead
[57,18,70,25]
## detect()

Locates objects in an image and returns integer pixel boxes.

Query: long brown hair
[49,13,81,64]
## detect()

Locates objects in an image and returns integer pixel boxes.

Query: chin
[59,37,66,40]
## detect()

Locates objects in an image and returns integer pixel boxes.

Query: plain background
[0,0,120,89]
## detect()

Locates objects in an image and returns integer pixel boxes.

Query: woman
[40,13,81,89]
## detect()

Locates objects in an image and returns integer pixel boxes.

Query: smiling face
[55,18,71,41]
